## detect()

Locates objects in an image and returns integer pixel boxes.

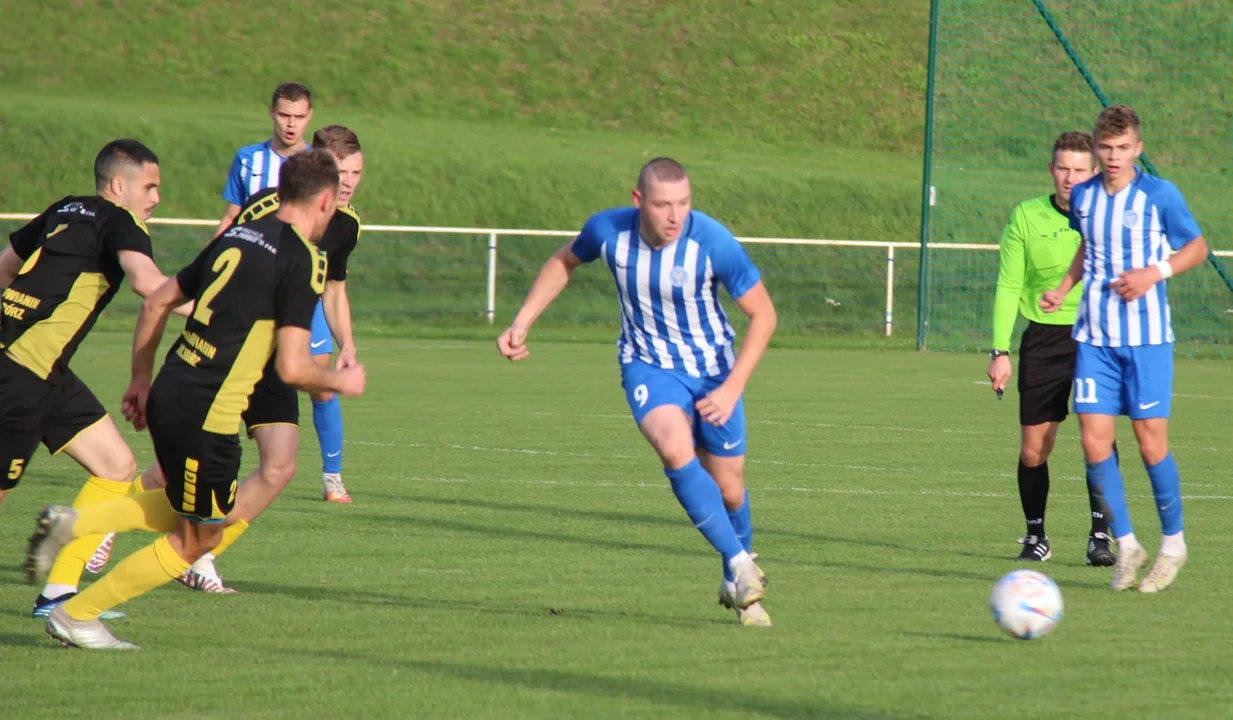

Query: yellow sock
[72,489,180,537]
[63,536,191,621]
[45,476,132,589]
[210,519,250,558]
[128,476,146,495]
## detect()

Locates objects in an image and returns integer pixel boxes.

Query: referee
[987,130,1115,567]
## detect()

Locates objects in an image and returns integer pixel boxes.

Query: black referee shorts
[1017,321,1077,426]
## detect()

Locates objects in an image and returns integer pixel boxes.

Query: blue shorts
[620,360,747,457]
[1074,343,1173,419]
[309,300,332,356]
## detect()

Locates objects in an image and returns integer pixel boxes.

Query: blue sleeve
[1160,185,1203,250]
[568,212,606,263]
[709,226,761,300]
[222,152,246,206]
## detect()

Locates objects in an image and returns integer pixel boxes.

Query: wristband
[1153,260,1174,280]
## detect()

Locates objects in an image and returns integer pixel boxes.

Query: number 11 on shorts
[1074,377,1098,404]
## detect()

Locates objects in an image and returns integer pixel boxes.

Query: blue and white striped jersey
[221,140,309,206]
[1068,169,1203,347]
[570,207,761,378]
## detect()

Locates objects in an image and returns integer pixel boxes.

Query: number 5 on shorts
[1074,377,1098,404]
[633,384,649,408]
[8,459,25,481]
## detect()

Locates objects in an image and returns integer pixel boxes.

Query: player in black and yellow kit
[136,126,365,593]
[1,140,190,619]
[26,149,367,649]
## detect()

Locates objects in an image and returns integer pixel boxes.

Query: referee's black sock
[1018,459,1049,539]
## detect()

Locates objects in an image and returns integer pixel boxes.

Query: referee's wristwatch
[989,350,1010,360]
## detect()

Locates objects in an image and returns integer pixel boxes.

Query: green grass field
[1,332,1232,719]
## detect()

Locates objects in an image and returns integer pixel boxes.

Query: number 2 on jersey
[192,248,243,326]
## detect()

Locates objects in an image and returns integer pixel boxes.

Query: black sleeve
[275,238,324,330]
[324,212,359,282]
[102,209,154,259]
[9,205,55,259]
[175,241,217,298]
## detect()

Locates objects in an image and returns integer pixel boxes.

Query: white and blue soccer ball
[989,569,1063,640]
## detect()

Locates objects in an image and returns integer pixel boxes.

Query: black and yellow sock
[63,536,191,621]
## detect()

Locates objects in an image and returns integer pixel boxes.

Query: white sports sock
[726,550,752,573]
[190,553,217,575]
[42,583,77,600]
[1160,531,1186,557]
[723,580,737,596]
[1116,532,1142,552]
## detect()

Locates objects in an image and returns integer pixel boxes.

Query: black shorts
[0,353,107,490]
[147,397,240,522]
[240,362,299,437]
[1017,321,1077,426]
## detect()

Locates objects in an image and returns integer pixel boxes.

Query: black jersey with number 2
[150,216,326,435]
[237,187,360,281]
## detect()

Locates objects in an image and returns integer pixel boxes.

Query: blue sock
[312,396,344,474]
[1087,453,1132,538]
[722,489,753,582]
[1146,453,1184,536]
[664,459,744,564]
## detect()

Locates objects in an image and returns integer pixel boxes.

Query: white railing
[3,213,1229,335]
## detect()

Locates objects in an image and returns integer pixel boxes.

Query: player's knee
[1020,445,1049,467]
[260,456,297,490]
[101,453,139,483]
[1138,440,1169,466]
[720,482,746,509]
[311,390,335,404]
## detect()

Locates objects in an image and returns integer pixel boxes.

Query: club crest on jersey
[670,266,690,287]
[1123,211,1140,229]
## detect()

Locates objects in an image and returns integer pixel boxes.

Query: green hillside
[0,1,930,240]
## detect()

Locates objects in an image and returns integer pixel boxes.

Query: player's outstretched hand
[497,325,531,361]
[121,378,151,432]
[696,383,741,426]
[987,354,1012,393]
[335,364,367,397]
[1110,267,1158,301]
[1038,289,1065,313]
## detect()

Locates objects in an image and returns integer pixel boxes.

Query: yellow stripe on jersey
[120,208,150,236]
[239,194,281,225]
[202,319,275,434]
[6,272,109,380]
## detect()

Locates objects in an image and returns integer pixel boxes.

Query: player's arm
[498,242,586,361]
[274,243,365,395]
[214,152,247,239]
[1,208,52,289]
[500,214,606,361]
[1040,239,1084,313]
[321,280,356,363]
[0,246,23,290]
[696,232,776,426]
[321,222,359,365]
[123,275,191,430]
[989,208,1026,391]
[118,252,194,317]
[1110,186,1208,301]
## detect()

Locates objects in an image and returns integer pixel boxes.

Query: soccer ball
[989,569,1063,640]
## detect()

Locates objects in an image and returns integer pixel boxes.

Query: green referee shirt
[991,194,1083,351]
